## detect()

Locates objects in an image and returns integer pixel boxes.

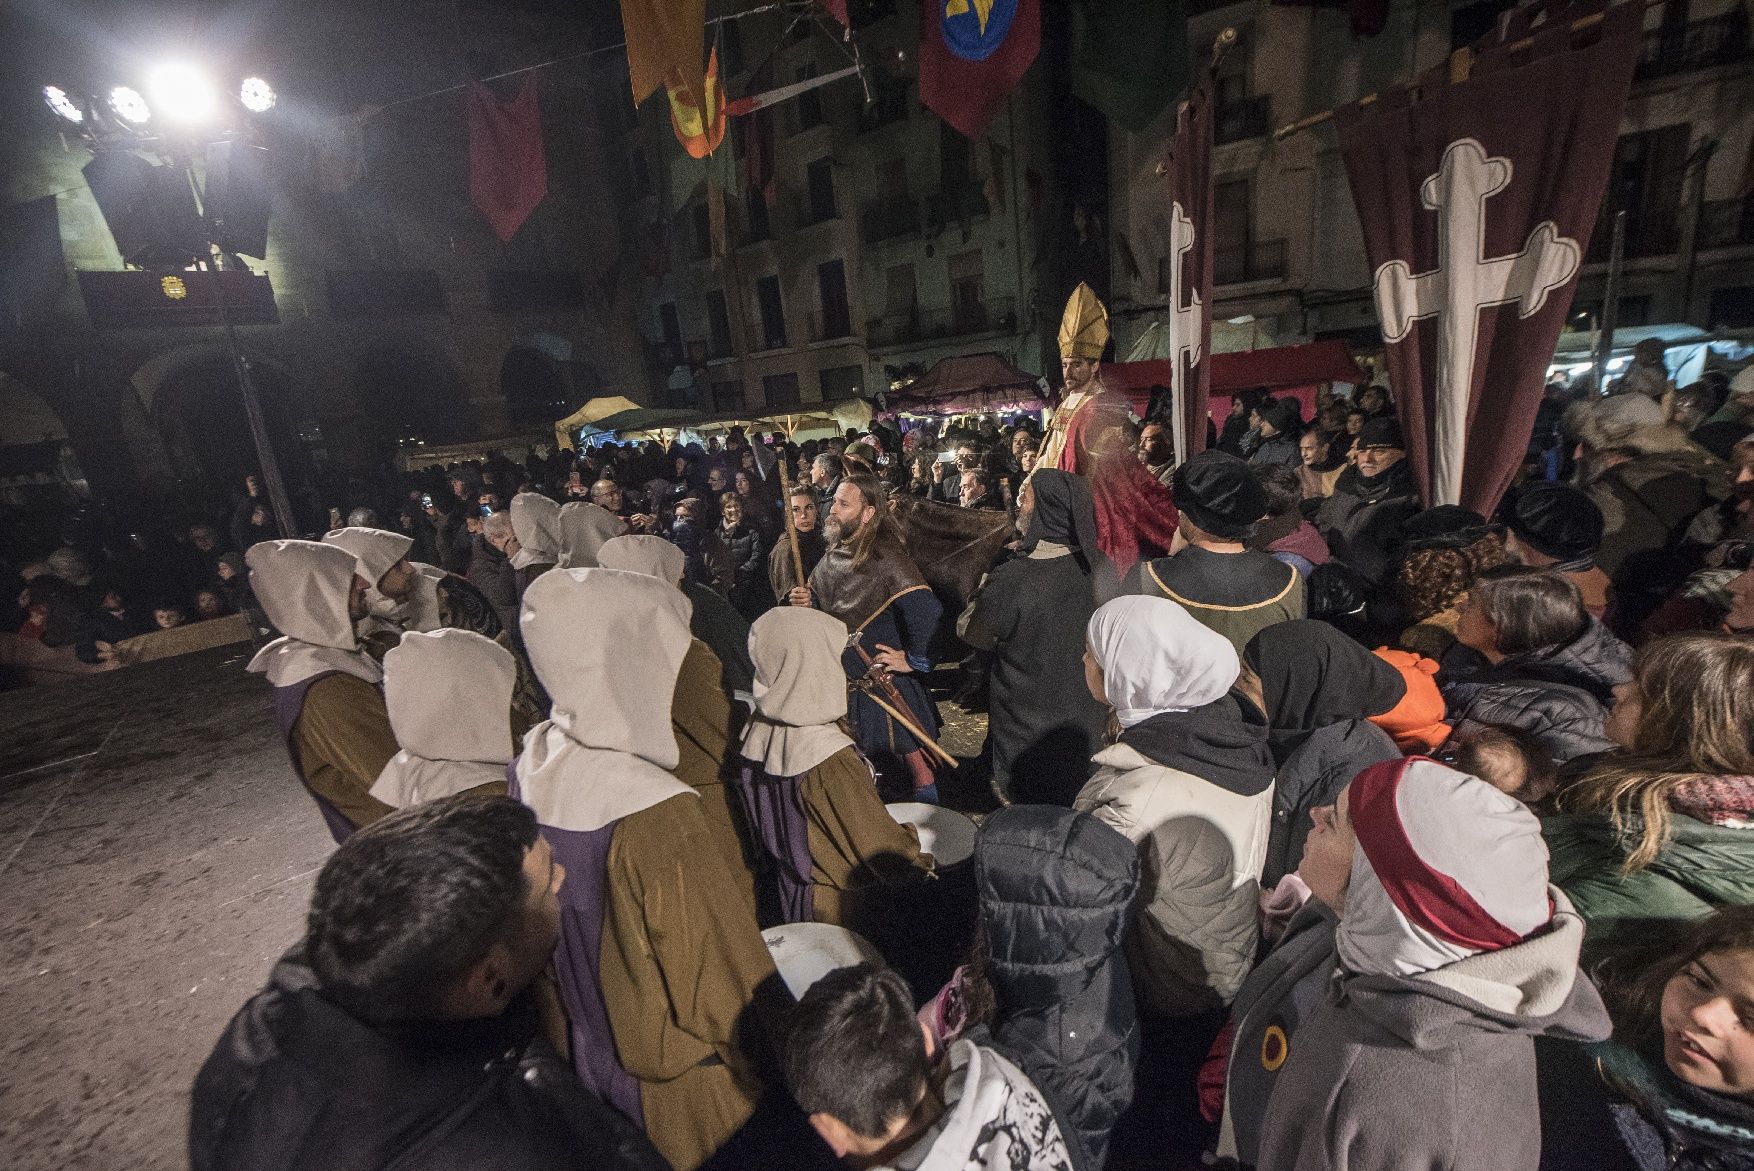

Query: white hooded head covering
[509,492,562,571]
[741,608,855,776]
[556,502,625,568]
[400,562,445,632]
[597,534,686,586]
[515,568,694,831]
[1337,757,1553,980]
[322,526,416,635]
[1086,595,1239,727]
[370,629,516,807]
[245,540,382,688]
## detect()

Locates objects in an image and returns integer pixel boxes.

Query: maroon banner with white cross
[1162,68,1216,465]
[1334,1,1643,513]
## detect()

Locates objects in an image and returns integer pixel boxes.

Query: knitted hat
[1172,451,1268,540]
[1398,506,1488,552]
[1058,282,1110,361]
[1260,398,1304,436]
[1367,649,1450,753]
[1358,417,1405,450]
[1337,757,1552,977]
[1504,483,1604,561]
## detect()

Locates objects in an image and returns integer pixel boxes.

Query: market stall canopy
[553,395,643,450]
[883,352,1045,416]
[1549,323,1736,389]
[576,406,700,440]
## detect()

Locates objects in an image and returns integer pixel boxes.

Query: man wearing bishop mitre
[1036,281,1181,583]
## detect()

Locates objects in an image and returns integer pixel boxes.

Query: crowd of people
[10,310,1754,1168]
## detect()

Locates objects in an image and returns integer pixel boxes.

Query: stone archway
[500,345,570,429]
[132,347,309,514]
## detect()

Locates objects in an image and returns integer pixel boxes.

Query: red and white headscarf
[1337,758,1553,978]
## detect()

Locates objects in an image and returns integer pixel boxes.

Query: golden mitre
[1058,282,1109,360]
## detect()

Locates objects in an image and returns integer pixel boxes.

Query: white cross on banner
[1373,139,1580,506]
[1332,1,1644,515]
[1164,200,1205,465]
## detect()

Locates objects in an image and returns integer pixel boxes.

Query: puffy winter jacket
[1543,809,1754,966]
[1258,718,1401,889]
[974,805,1141,1171]
[1443,618,1633,763]
[190,950,667,1171]
[1075,719,1275,1016]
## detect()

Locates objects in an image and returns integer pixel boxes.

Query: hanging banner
[467,75,548,242]
[1162,66,1216,465]
[1334,2,1642,512]
[919,0,1040,140]
[668,47,727,158]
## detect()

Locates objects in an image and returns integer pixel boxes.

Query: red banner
[1334,2,1642,513]
[1162,66,1216,465]
[467,76,548,243]
[919,0,1040,141]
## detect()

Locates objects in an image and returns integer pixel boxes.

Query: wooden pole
[1272,7,1617,141]
[856,683,959,768]
[776,454,807,590]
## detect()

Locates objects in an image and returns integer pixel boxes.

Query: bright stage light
[148,63,216,123]
[108,85,151,124]
[44,85,85,123]
[239,77,275,113]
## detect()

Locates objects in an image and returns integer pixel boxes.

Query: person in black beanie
[1315,416,1423,585]
[1502,482,1611,618]
[1247,398,1304,469]
[1137,451,1304,655]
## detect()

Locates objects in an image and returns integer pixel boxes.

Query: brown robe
[291,673,400,830]
[672,638,760,915]
[800,745,933,934]
[604,794,778,1171]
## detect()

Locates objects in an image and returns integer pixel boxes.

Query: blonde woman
[1545,632,1754,965]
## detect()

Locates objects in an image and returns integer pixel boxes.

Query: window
[1594,125,1689,260]
[817,259,852,339]
[711,379,746,411]
[806,157,837,223]
[692,203,713,259]
[940,121,972,192]
[878,157,909,199]
[820,364,865,402]
[763,372,801,408]
[1213,177,1287,284]
[706,290,733,358]
[793,63,823,132]
[658,302,681,345]
[949,249,986,332]
[756,274,787,350]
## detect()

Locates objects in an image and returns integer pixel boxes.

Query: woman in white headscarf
[555,501,625,569]
[514,567,779,1171]
[369,628,515,807]
[736,607,931,932]
[1073,594,1276,1017]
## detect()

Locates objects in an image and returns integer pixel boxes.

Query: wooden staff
[776,454,806,592]
[851,640,958,767]
[854,679,960,768]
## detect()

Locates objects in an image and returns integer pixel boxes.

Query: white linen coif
[245,540,382,688]
[741,607,854,777]
[1085,594,1239,728]
[370,628,517,807]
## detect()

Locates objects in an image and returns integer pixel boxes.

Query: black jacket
[1314,461,1423,584]
[190,951,668,1171]
[1444,619,1633,763]
[973,805,1141,1171]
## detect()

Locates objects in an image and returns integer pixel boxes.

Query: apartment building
[1107,0,1754,361]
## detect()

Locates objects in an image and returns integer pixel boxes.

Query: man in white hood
[785,961,1074,1171]
[513,567,779,1171]
[1256,757,1610,1171]
[555,501,627,569]
[247,540,400,840]
[370,629,515,808]
[508,491,562,592]
[322,525,431,652]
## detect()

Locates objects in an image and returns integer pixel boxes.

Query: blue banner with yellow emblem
[918,0,1039,140]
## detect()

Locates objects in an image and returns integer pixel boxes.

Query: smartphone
[937,451,959,464]
[421,493,433,508]
[480,503,493,517]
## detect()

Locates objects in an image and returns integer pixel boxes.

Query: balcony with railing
[1634,12,1750,83]
[1699,197,1754,250]
[1214,94,1272,145]
[865,296,1017,347]
[923,187,992,231]
[803,308,857,343]
[1586,208,1680,261]
[1214,239,1288,285]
